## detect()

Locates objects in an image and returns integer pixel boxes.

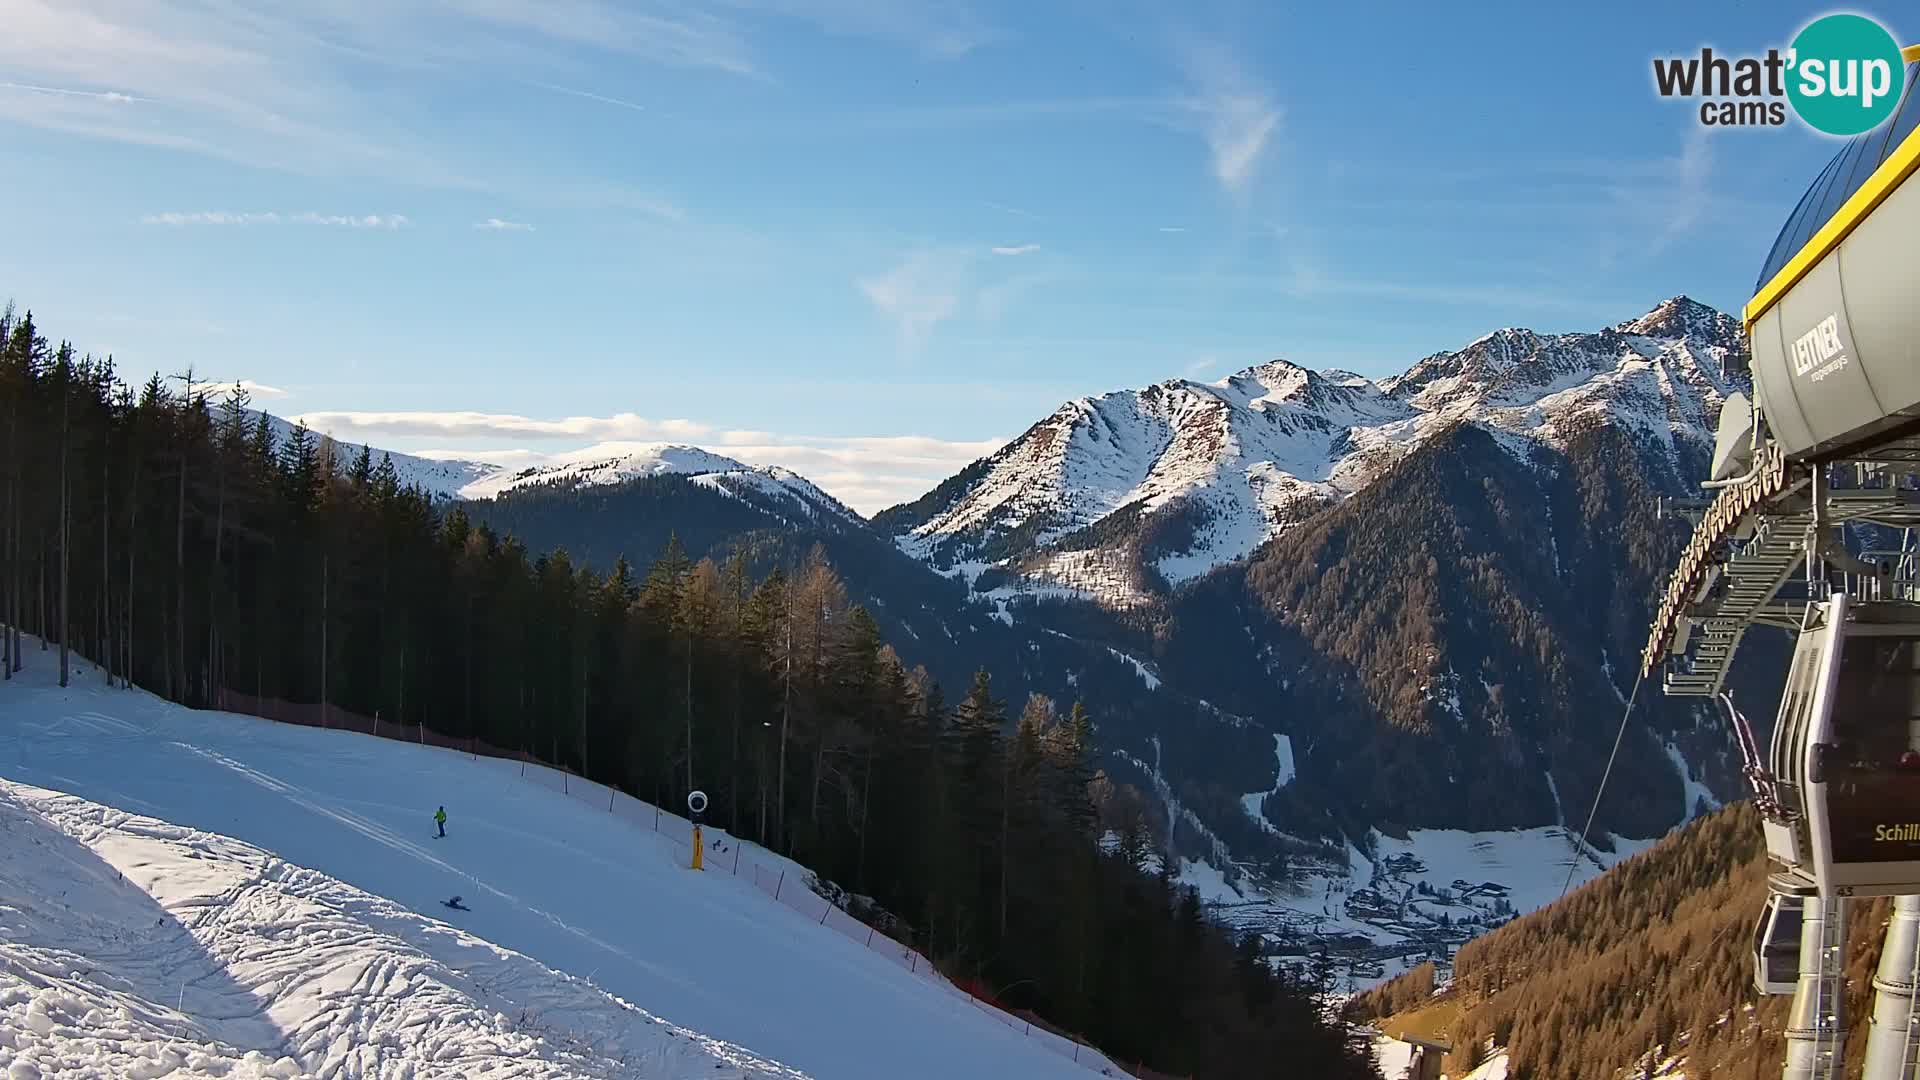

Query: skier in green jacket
[435,806,447,838]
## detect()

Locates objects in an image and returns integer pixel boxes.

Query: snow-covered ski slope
[0,660,1117,1080]
[0,779,808,1080]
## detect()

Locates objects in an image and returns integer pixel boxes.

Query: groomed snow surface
[0,659,1117,1080]
[0,780,805,1080]
[1371,1035,1510,1080]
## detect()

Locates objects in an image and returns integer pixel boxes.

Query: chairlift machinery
[1639,46,1920,1080]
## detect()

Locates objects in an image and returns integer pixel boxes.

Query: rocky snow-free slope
[879,297,1746,606]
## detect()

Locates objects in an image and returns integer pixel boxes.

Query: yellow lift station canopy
[1747,52,1920,463]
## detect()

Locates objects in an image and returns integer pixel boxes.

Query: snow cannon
[1715,48,1920,475]
[688,790,708,871]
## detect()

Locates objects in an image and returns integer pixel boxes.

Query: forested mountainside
[1349,802,1894,1079]
[1157,419,1791,841]
[0,304,1377,1080]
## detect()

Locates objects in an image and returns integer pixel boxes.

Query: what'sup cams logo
[1653,12,1908,135]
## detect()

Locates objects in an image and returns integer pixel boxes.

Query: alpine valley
[291,295,1788,988]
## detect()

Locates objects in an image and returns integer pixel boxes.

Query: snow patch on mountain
[1665,743,1721,823]
[1239,734,1296,836]
[1105,648,1161,690]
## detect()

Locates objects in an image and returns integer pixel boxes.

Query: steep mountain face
[877,361,1416,604]
[864,297,1773,852]
[879,297,1747,609]
[1158,417,1788,842]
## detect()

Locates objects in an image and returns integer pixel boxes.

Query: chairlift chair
[1753,876,1811,996]
[1768,594,1920,897]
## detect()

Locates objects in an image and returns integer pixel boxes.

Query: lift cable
[1557,666,1646,904]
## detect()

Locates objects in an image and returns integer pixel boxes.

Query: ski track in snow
[0,662,1101,1080]
[1664,743,1720,824]
[1237,734,1295,836]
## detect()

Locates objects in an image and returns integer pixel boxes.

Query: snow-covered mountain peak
[459,442,750,499]
[1614,294,1738,343]
[887,299,1750,606]
[1319,369,1378,390]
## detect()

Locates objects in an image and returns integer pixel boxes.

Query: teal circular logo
[1787,14,1906,136]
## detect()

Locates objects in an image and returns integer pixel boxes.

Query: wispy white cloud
[433,0,761,77]
[976,269,1059,324]
[1158,226,1188,233]
[475,217,535,232]
[142,211,410,229]
[1654,127,1712,249]
[857,249,969,353]
[986,200,1039,219]
[291,410,710,442]
[143,212,280,226]
[724,0,999,60]
[1170,37,1281,197]
[0,0,693,209]
[858,243,1069,345]
[1,81,145,104]
[1183,356,1218,378]
[522,79,648,114]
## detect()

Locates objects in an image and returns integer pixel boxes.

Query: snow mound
[0,780,804,1080]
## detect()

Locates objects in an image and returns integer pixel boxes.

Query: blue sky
[0,0,1902,511]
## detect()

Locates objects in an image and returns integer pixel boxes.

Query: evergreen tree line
[0,306,1377,1080]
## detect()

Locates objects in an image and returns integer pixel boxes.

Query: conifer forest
[0,304,1377,1080]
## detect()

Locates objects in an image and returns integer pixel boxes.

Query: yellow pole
[691,824,704,870]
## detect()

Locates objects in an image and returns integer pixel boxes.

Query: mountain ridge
[879,294,1745,608]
